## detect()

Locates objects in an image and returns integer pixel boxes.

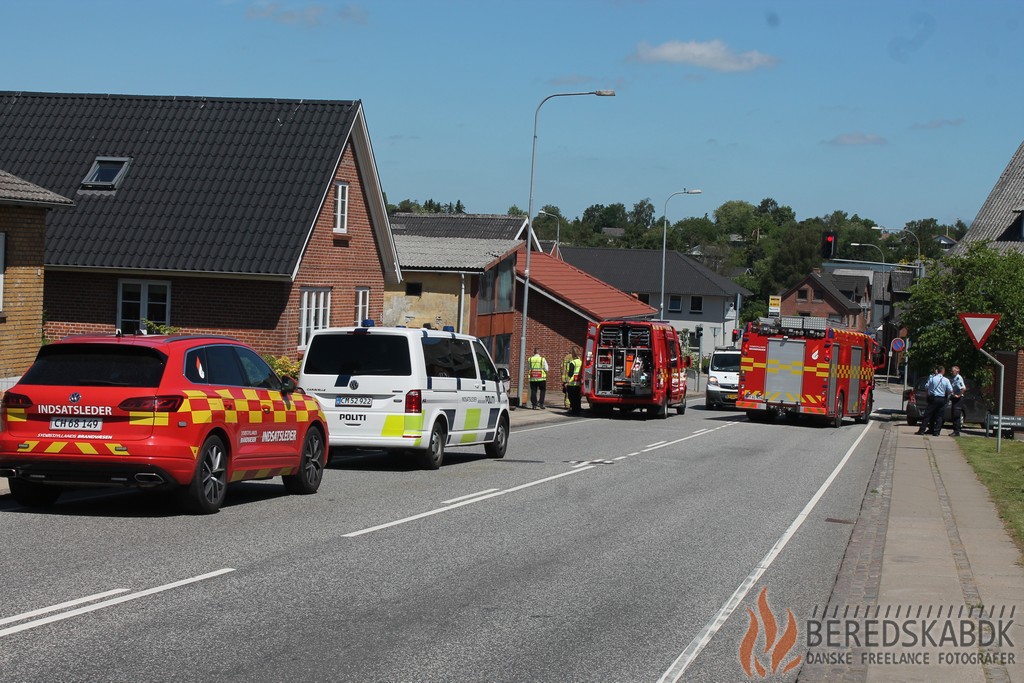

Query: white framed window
[689,296,703,314]
[118,279,171,334]
[334,182,349,234]
[668,295,682,313]
[0,233,6,311]
[354,287,370,325]
[299,287,331,349]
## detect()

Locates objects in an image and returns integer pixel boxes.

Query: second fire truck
[736,316,884,426]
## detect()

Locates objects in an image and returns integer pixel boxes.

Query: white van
[705,347,742,409]
[298,326,511,469]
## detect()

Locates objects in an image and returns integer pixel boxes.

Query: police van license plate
[336,396,372,407]
[50,417,103,431]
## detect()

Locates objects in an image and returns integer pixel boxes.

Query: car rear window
[304,333,412,376]
[20,344,167,387]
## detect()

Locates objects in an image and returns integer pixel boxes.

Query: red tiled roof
[514,245,655,321]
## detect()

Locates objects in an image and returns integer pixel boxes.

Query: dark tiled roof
[0,91,364,276]
[953,138,1024,256]
[889,270,914,294]
[514,246,656,321]
[559,247,751,297]
[389,213,528,240]
[782,271,861,313]
[0,169,73,207]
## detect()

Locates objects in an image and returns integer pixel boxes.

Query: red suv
[0,334,327,513]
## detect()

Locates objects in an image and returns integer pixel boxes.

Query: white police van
[298,325,511,469]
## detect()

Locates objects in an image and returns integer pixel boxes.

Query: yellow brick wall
[0,206,47,380]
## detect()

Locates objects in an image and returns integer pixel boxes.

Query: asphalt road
[0,389,899,682]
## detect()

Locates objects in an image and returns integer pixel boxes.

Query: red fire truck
[736,316,884,426]
[583,320,692,418]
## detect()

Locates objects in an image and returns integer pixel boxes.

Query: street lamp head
[593,90,616,96]
[684,189,702,195]
[850,242,864,247]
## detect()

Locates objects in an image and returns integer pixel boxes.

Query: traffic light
[821,231,837,259]
[731,328,741,343]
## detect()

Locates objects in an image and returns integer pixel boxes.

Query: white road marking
[0,568,236,639]
[641,420,740,453]
[657,423,872,682]
[0,589,128,627]
[571,460,593,468]
[442,489,499,504]
[647,440,668,448]
[614,456,628,461]
[344,467,597,538]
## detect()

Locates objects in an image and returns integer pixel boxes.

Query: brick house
[0,170,73,386]
[779,270,868,330]
[0,92,399,358]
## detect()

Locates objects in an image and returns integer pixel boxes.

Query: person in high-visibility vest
[565,347,583,416]
[561,350,574,409]
[528,348,549,409]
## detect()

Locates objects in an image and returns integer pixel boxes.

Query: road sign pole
[977,347,1004,453]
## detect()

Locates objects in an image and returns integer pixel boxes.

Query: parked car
[298,325,510,469]
[0,334,328,513]
[905,377,989,427]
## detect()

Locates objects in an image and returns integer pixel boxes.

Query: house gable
[953,138,1024,256]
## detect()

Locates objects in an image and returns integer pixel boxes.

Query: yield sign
[959,313,1000,350]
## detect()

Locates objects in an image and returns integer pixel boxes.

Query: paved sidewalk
[803,412,1024,682]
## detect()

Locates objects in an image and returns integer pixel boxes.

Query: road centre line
[657,422,872,683]
[647,440,668,448]
[442,489,499,504]
[641,421,740,453]
[0,568,236,639]
[0,589,128,627]
[343,466,597,538]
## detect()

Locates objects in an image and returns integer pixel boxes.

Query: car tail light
[404,389,422,414]
[118,395,184,412]
[1,392,32,409]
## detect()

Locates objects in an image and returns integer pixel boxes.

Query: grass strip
[957,436,1024,559]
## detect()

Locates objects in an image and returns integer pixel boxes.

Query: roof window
[81,157,131,190]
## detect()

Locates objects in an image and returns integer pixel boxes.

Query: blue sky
[4,0,1022,229]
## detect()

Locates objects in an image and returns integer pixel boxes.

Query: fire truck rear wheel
[832,394,844,428]
[855,395,873,424]
[676,397,687,415]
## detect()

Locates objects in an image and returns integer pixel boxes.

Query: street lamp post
[660,189,702,319]
[850,242,885,264]
[538,210,561,248]
[517,90,615,407]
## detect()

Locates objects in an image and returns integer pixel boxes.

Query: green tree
[902,242,1024,386]
[507,205,526,216]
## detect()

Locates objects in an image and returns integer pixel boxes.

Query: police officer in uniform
[917,365,952,436]
[949,365,966,436]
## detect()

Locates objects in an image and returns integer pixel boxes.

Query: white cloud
[824,132,888,146]
[630,39,778,72]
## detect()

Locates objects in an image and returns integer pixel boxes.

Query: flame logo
[811,349,819,360]
[738,587,802,678]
